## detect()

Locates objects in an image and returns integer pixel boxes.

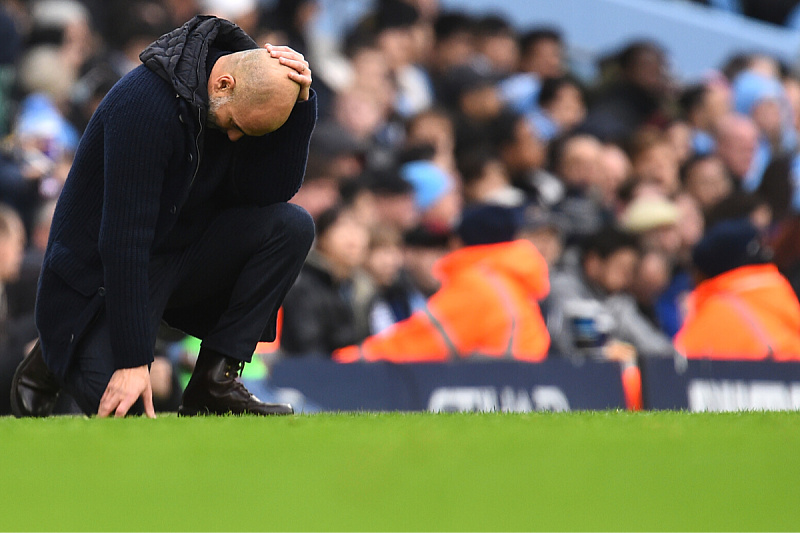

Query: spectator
[458,147,524,207]
[583,40,671,143]
[401,223,451,299]
[400,159,461,231]
[334,203,550,362]
[620,194,682,259]
[368,0,433,117]
[675,218,800,360]
[714,112,760,186]
[352,224,420,335]
[405,107,457,175]
[498,27,565,115]
[628,129,682,198]
[6,199,55,321]
[280,205,370,357]
[442,63,505,136]
[518,27,565,81]
[518,205,566,269]
[681,153,734,212]
[632,249,673,334]
[731,69,797,191]
[548,132,611,243]
[289,153,342,221]
[596,142,632,212]
[490,110,550,202]
[473,14,518,76]
[679,76,732,156]
[366,170,420,232]
[429,11,475,80]
[546,225,675,361]
[0,205,34,415]
[530,75,587,142]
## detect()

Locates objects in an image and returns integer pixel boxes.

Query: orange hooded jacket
[333,239,550,363]
[674,264,800,360]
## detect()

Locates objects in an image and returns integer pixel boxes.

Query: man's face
[685,157,731,209]
[524,39,563,79]
[207,92,295,142]
[717,123,758,178]
[586,248,639,294]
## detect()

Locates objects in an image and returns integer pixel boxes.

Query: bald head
[715,113,758,179]
[207,48,301,139]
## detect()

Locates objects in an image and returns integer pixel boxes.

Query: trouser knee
[270,203,315,256]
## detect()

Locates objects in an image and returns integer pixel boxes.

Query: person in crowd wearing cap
[280,205,370,357]
[11,16,316,418]
[730,69,797,190]
[545,225,675,361]
[333,203,550,363]
[674,218,800,360]
[400,159,461,232]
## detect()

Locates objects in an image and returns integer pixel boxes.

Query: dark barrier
[266,358,628,413]
[641,357,800,411]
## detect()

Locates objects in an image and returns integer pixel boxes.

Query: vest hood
[434,240,550,300]
[139,15,258,110]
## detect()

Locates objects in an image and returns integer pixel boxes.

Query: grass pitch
[1,411,799,531]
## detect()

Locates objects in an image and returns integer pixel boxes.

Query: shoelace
[224,359,246,379]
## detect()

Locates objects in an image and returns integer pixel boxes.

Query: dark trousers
[62,203,314,415]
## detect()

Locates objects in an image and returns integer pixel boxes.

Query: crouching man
[11,16,317,417]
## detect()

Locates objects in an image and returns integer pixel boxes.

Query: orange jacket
[674,264,800,360]
[334,240,550,363]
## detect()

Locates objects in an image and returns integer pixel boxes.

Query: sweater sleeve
[231,91,317,205]
[98,88,174,369]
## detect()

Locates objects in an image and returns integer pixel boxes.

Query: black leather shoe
[10,340,61,418]
[178,354,292,416]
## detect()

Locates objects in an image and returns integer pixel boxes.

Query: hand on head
[265,43,312,102]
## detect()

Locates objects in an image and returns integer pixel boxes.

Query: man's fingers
[143,383,156,419]
[114,394,137,418]
[265,43,304,60]
[279,57,309,74]
[97,398,114,418]
[97,389,118,418]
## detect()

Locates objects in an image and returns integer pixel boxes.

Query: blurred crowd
[2,0,800,413]
[686,0,800,28]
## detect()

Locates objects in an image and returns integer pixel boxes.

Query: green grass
[1,411,799,531]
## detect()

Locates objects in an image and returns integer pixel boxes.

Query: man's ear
[210,74,235,96]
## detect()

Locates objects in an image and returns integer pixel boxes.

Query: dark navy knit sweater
[36,17,317,375]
